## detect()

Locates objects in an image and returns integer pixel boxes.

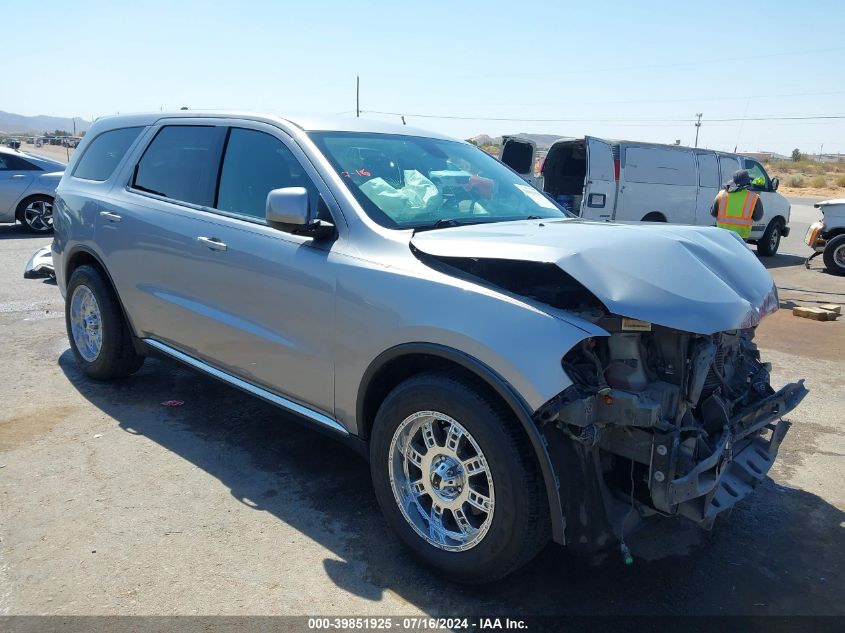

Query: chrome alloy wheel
[388,411,495,552]
[69,285,103,362]
[22,199,53,232]
[834,243,845,268]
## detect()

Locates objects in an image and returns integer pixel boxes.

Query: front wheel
[757,219,782,256]
[822,234,845,276]
[369,371,549,583]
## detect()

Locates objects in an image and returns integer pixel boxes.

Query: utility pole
[694,113,703,148]
[356,76,360,118]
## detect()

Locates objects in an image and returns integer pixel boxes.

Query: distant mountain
[469,132,573,150]
[0,111,91,135]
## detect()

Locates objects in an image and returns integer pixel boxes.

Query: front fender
[334,255,605,430]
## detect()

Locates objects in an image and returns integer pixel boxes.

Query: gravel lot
[0,199,843,617]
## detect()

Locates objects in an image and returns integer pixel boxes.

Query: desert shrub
[835,175,845,188]
[810,175,827,188]
[787,175,805,188]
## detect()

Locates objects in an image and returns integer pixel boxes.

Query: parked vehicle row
[500,136,791,255]
[52,111,806,582]
[0,146,64,233]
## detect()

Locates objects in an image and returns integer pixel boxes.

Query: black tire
[16,195,54,233]
[757,219,782,257]
[65,264,144,380]
[369,371,550,583]
[822,234,845,276]
[641,212,666,222]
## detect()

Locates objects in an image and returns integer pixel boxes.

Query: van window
[743,158,771,190]
[501,140,533,175]
[132,126,222,206]
[624,147,695,186]
[696,153,719,188]
[73,127,143,181]
[216,128,319,219]
[718,155,742,185]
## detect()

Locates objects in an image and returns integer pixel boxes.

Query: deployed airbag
[360,170,443,220]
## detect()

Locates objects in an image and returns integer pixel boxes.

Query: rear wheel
[369,371,549,583]
[65,265,145,380]
[641,212,666,222]
[757,219,782,256]
[822,234,845,276]
[16,195,54,233]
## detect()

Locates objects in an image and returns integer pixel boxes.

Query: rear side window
[73,127,143,181]
[624,147,696,186]
[696,152,720,188]
[0,154,40,171]
[216,128,319,219]
[132,126,222,206]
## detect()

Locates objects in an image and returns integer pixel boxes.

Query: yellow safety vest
[715,189,758,238]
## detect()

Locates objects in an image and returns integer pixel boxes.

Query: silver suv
[53,112,806,582]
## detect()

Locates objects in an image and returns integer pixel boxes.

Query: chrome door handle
[196,236,227,251]
[99,211,122,223]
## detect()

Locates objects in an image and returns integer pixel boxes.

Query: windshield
[309,132,569,230]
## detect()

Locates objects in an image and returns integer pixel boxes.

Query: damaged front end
[410,221,809,552]
[538,318,807,550]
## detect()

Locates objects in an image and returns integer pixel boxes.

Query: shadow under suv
[52,111,806,582]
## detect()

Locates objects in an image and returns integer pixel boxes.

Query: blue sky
[7,0,845,154]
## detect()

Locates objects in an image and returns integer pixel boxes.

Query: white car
[500,137,791,256]
[0,146,65,233]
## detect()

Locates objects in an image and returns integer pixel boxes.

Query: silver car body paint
[52,111,780,424]
[410,218,774,335]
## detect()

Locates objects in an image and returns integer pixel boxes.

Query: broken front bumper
[650,380,807,527]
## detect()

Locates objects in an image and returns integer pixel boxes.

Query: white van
[500,136,791,255]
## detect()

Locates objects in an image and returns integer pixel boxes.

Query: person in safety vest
[710,169,763,238]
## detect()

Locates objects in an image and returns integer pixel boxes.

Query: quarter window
[216,128,318,219]
[73,127,143,181]
[132,126,222,206]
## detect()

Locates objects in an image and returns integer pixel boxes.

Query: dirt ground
[776,186,843,200]
[0,195,843,616]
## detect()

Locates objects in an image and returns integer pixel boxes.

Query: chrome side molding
[143,338,349,436]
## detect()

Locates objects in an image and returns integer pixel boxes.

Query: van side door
[581,137,616,221]
[617,146,697,224]
[694,151,720,226]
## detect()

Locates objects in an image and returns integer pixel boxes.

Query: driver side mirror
[266,187,336,240]
[771,177,779,191]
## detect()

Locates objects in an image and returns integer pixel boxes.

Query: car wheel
[641,212,666,222]
[822,234,845,276]
[757,219,782,257]
[66,264,145,380]
[17,195,54,233]
[370,371,550,583]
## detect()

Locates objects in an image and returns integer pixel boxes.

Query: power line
[362,110,845,123]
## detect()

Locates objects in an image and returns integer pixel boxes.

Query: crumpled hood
[411,219,777,335]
